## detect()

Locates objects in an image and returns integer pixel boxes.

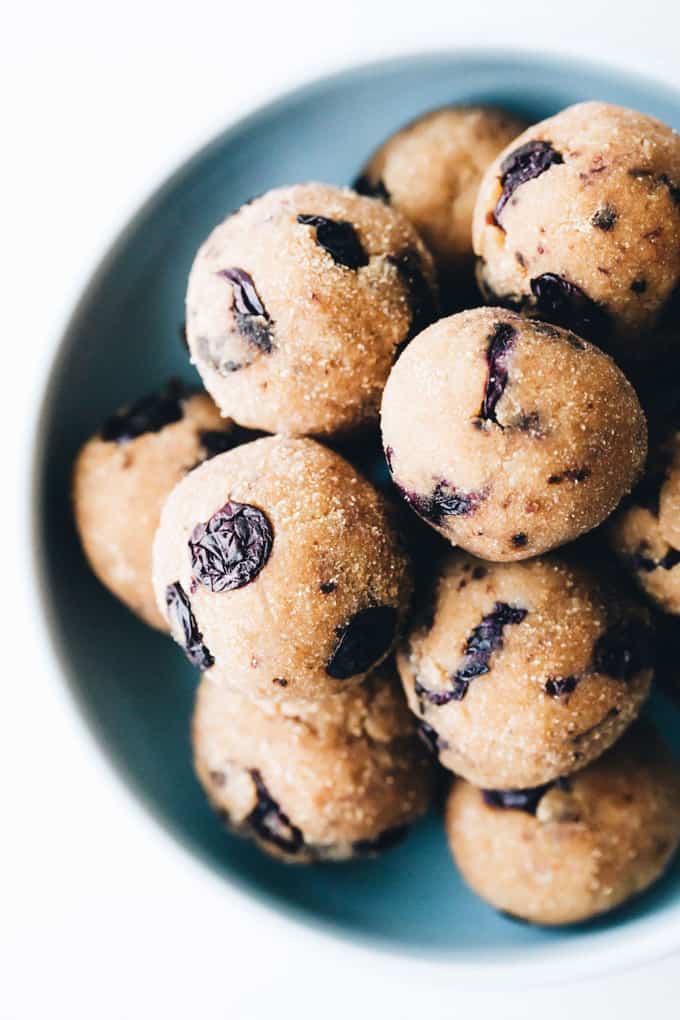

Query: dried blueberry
[544,675,579,699]
[353,174,390,203]
[165,582,214,669]
[297,214,368,269]
[417,602,527,705]
[400,482,483,526]
[387,249,438,343]
[530,273,609,341]
[247,770,303,854]
[494,140,563,223]
[319,580,337,594]
[218,267,274,356]
[511,533,528,548]
[325,605,397,679]
[591,620,655,680]
[101,379,186,443]
[189,500,273,594]
[547,466,591,485]
[480,321,517,424]
[591,206,618,231]
[631,278,647,294]
[353,825,409,855]
[482,777,570,815]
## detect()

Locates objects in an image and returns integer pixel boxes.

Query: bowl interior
[35,51,680,965]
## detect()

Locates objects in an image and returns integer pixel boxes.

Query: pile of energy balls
[74,101,680,926]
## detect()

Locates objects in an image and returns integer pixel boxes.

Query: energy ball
[473,101,680,364]
[381,307,646,561]
[73,380,234,630]
[609,426,680,614]
[446,722,680,925]
[192,664,435,863]
[152,436,412,697]
[354,105,526,289]
[397,552,653,788]
[186,183,438,437]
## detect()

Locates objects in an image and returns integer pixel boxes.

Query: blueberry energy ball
[609,426,680,614]
[73,380,234,630]
[186,183,438,437]
[354,105,526,286]
[152,436,412,697]
[473,102,680,364]
[446,722,680,925]
[397,553,653,789]
[381,308,646,561]
[192,664,435,863]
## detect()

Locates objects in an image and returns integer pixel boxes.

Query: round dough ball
[192,664,435,863]
[397,552,653,788]
[186,183,438,437]
[381,307,646,561]
[609,426,680,614]
[446,721,680,925]
[473,102,680,364]
[152,436,412,697]
[354,105,526,286]
[73,380,233,629]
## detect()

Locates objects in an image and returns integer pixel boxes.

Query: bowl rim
[29,46,680,982]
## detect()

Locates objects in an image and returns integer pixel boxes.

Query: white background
[4,2,680,1017]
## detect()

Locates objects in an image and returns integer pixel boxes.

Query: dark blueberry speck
[189,500,273,594]
[101,379,186,443]
[631,278,647,294]
[297,214,368,269]
[247,770,303,854]
[547,466,591,485]
[544,675,579,699]
[353,174,391,203]
[218,267,274,356]
[401,482,483,526]
[483,777,570,815]
[326,605,397,679]
[480,322,517,424]
[354,825,409,855]
[494,140,564,223]
[511,533,528,548]
[319,580,337,594]
[591,206,618,231]
[530,273,609,341]
[165,582,214,669]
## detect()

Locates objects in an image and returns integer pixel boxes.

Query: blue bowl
[34,51,680,972]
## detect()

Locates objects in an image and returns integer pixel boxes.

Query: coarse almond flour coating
[446,722,680,925]
[185,183,438,437]
[381,307,647,561]
[354,105,526,285]
[73,381,234,630]
[152,436,412,697]
[473,102,680,364]
[609,425,680,614]
[397,553,653,789]
[192,664,435,863]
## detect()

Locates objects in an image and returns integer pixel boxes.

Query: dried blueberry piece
[660,173,680,208]
[591,620,655,680]
[530,273,609,341]
[480,321,517,424]
[218,267,273,356]
[591,206,618,231]
[319,580,337,594]
[101,379,186,443]
[326,605,397,679]
[247,770,303,854]
[400,482,483,526]
[165,582,214,669]
[198,429,235,459]
[483,777,570,815]
[417,602,527,705]
[494,140,563,223]
[631,278,647,294]
[387,249,438,344]
[353,174,390,203]
[511,533,528,548]
[353,824,409,855]
[547,467,591,485]
[297,214,368,269]
[544,675,579,699]
[189,500,273,594]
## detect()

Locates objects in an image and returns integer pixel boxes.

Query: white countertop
[4,1,680,1016]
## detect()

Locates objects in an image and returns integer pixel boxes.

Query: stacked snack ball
[397,552,653,789]
[354,105,526,286]
[473,102,680,364]
[446,722,680,925]
[381,307,647,561]
[192,662,435,862]
[73,380,234,630]
[185,183,438,437]
[152,435,412,697]
[609,425,680,614]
